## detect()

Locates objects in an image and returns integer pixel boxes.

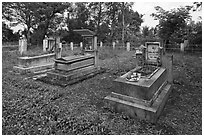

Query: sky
[8,1,202,32]
[132,2,202,28]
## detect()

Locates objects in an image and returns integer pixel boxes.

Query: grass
[2,47,202,135]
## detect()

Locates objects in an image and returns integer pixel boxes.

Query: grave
[13,53,55,74]
[13,37,60,74]
[105,42,173,123]
[38,29,104,86]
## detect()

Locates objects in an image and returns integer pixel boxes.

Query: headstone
[19,36,27,55]
[70,42,74,50]
[127,42,130,51]
[100,41,103,47]
[113,42,115,49]
[145,42,161,65]
[56,43,62,59]
[180,43,184,52]
[43,38,48,52]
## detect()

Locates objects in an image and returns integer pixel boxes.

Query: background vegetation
[2,2,202,50]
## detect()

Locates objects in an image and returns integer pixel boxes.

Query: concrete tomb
[14,36,61,74]
[105,42,173,123]
[39,29,103,86]
[13,53,55,74]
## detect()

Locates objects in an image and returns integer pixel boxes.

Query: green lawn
[2,47,202,135]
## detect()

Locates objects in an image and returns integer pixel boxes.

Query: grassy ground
[2,47,202,135]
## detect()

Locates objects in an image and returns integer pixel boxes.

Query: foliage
[151,6,191,44]
[2,22,19,42]
[187,21,202,45]
[3,2,143,45]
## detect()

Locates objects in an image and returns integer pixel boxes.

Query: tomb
[38,29,103,86]
[105,42,173,123]
[13,53,55,74]
[13,37,59,74]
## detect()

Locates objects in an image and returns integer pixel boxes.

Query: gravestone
[43,37,48,52]
[56,43,62,59]
[19,36,27,55]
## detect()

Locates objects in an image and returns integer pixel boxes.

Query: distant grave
[105,42,173,123]
[13,36,60,75]
[37,29,104,86]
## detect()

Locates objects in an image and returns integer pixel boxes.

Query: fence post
[100,41,103,47]
[80,42,83,49]
[94,36,98,67]
[70,42,74,50]
[180,43,184,52]
[126,42,130,51]
[112,42,115,49]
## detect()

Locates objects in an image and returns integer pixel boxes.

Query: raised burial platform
[38,54,104,86]
[105,56,173,123]
[13,53,55,74]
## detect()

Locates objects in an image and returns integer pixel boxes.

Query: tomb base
[38,66,104,86]
[13,63,54,74]
[105,82,172,123]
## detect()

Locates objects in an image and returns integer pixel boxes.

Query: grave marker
[43,38,48,52]
[19,36,27,55]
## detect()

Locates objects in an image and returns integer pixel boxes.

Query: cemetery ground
[2,47,202,135]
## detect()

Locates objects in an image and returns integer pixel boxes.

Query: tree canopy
[2,2,143,45]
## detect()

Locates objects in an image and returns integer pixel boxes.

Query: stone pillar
[100,41,103,47]
[127,42,130,51]
[180,43,184,52]
[113,42,115,49]
[161,55,173,83]
[19,38,22,53]
[80,42,83,48]
[19,37,27,55]
[43,38,48,52]
[94,36,98,67]
[56,43,62,59]
[70,42,74,50]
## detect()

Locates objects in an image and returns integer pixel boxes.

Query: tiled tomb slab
[13,53,55,74]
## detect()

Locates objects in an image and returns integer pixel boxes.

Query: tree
[105,2,143,42]
[33,2,70,46]
[2,22,19,42]
[2,2,37,45]
[151,6,191,46]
